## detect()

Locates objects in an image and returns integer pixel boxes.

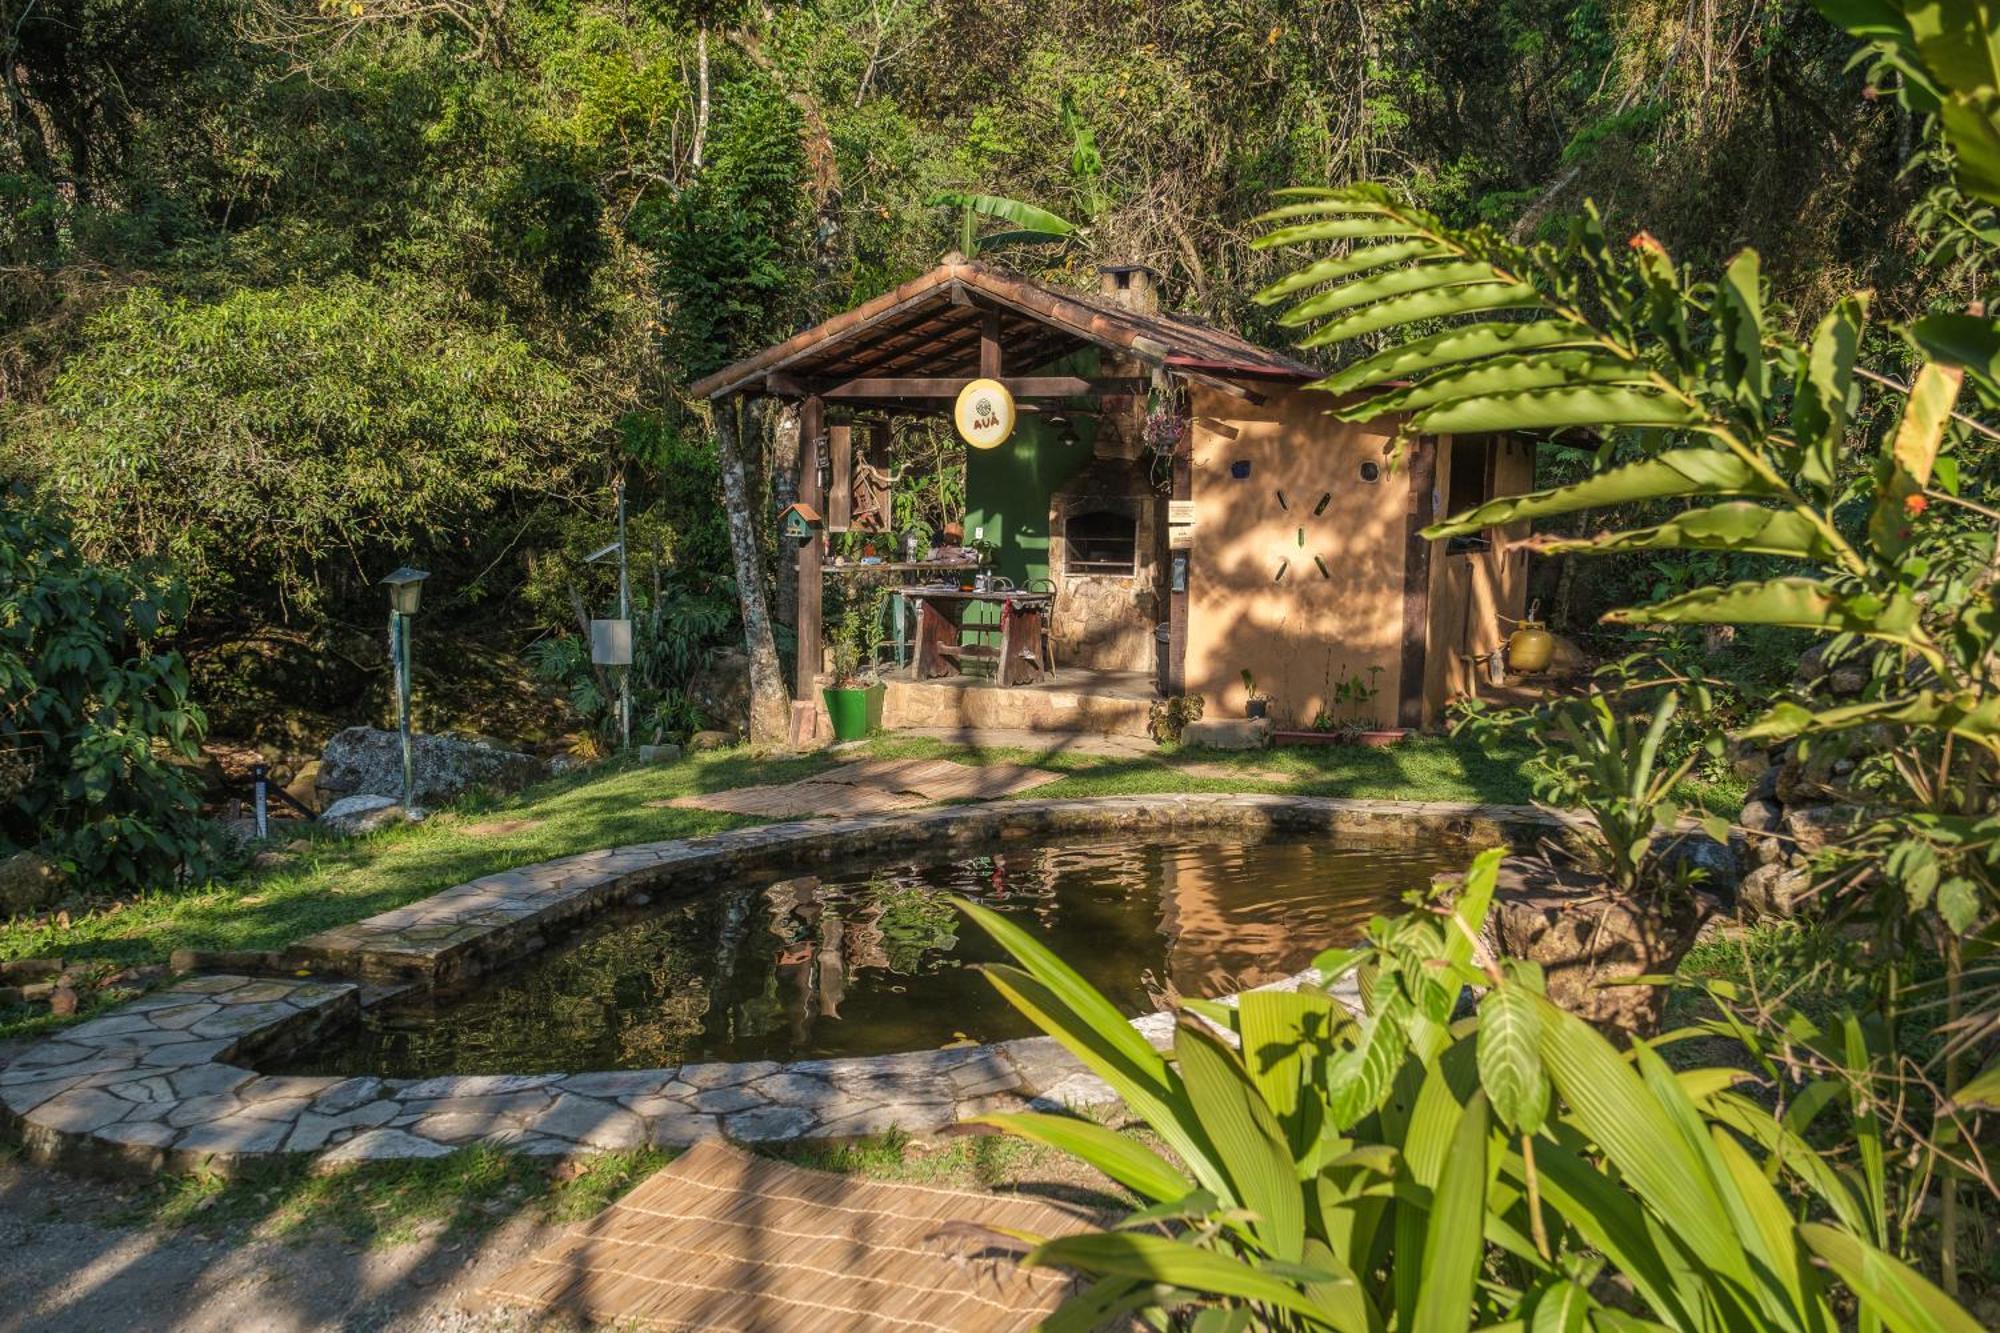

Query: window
[1065,509,1138,575]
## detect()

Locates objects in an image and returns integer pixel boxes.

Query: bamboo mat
[482,1140,1097,1331]
[654,758,1061,819]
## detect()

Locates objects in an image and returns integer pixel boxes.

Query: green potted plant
[1239,668,1268,719]
[821,595,887,741]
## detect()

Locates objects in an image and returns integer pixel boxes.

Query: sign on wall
[954,378,1016,450]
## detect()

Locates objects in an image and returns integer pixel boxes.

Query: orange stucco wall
[1184,385,1407,730]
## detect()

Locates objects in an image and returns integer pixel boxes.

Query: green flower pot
[822,682,886,741]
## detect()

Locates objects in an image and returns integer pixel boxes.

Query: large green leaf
[1737,689,2000,752]
[1299,282,1544,346]
[1024,1232,1367,1332]
[972,1112,1191,1204]
[1538,503,1844,562]
[1798,1224,1986,1333]
[1278,261,1510,324]
[1411,1090,1492,1333]
[1602,578,1930,657]
[1478,983,1549,1134]
[1909,311,2000,393]
[1412,385,1704,433]
[1533,996,1751,1286]
[1716,250,1768,420]
[1255,240,1457,304]
[1957,1053,2000,1110]
[1424,449,1775,538]
[926,192,1076,236]
[1869,360,1962,560]
[1255,216,1438,248]
[1526,1139,1699,1325]
[1362,351,1653,415]
[1792,294,1867,497]
[1315,319,1600,396]
[1236,989,1346,1153]
[1174,1020,1307,1262]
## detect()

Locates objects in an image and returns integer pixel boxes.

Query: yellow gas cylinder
[1507,620,1556,674]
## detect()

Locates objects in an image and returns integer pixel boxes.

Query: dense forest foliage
[0,0,1976,745]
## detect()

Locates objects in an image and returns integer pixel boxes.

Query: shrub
[0,490,218,894]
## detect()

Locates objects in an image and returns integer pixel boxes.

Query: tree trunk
[771,402,801,633]
[714,396,789,745]
[693,27,710,168]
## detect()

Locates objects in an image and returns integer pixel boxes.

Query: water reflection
[274,835,1459,1078]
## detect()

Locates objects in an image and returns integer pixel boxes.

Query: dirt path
[0,1158,567,1333]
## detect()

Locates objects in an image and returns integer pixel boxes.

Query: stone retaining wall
[3,795,1557,1176]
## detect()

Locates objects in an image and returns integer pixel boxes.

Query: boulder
[689,730,735,752]
[1484,858,1707,1038]
[637,743,684,764]
[284,759,322,811]
[1180,717,1274,751]
[316,727,544,808]
[1781,803,1855,856]
[1652,830,1740,907]
[690,648,753,735]
[319,794,410,836]
[1739,863,1812,921]
[0,850,60,919]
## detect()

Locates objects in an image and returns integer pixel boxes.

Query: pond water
[273,834,1460,1078]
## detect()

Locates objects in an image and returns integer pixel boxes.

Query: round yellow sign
[953,377,1016,450]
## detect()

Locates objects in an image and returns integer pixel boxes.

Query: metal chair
[1026,577,1057,674]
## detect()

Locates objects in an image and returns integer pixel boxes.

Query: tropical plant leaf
[1278,261,1509,324]
[1024,1232,1366,1332]
[1362,350,1654,415]
[1254,240,1455,302]
[1909,311,2000,393]
[1792,294,1868,497]
[971,1112,1192,1204]
[1798,1223,1987,1333]
[1252,216,1437,248]
[1478,983,1549,1134]
[1956,1053,2000,1110]
[1602,578,1932,661]
[1715,250,1768,420]
[926,191,1076,236]
[1411,1090,1492,1333]
[1298,282,1544,346]
[1538,502,1844,562]
[1314,319,1601,396]
[1869,360,1962,560]
[1173,1019,1307,1261]
[1413,385,1703,433]
[1736,689,2000,753]
[1423,449,1776,538]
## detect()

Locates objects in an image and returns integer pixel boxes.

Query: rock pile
[1730,644,1875,921]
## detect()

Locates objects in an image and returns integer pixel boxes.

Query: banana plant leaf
[1537,502,1844,562]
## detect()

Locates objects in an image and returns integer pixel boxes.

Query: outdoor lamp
[382,566,429,616]
[380,566,430,815]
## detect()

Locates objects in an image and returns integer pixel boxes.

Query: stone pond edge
[2,794,1561,1177]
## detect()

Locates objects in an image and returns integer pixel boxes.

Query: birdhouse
[780,502,824,540]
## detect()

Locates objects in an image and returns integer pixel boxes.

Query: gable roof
[689,259,1316,400]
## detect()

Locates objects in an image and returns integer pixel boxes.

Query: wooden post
[1166,401,1193,697]
[979,311,1002,378]
[827,423,853,531]
[1397,436,1438,730]
[796,395,826,703]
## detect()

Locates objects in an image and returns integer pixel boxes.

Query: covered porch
[693,256,1317,746]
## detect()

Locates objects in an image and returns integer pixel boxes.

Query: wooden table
[905,586,1053,687]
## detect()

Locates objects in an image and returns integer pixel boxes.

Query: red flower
[1905,492,1929,517]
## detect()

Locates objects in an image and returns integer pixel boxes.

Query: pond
[272,834,1460,1078]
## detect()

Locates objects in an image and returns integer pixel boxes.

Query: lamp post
[380,567,429,813]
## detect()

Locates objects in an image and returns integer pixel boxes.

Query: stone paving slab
[4,795,1558,1177]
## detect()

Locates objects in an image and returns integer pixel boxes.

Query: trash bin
[1154,623,1171,693]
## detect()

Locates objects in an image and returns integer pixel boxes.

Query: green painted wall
[964,413,1093,591]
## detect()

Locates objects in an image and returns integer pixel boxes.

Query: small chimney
[1097,264,1161,316]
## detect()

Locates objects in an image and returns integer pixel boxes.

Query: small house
[692,258,1532,741]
